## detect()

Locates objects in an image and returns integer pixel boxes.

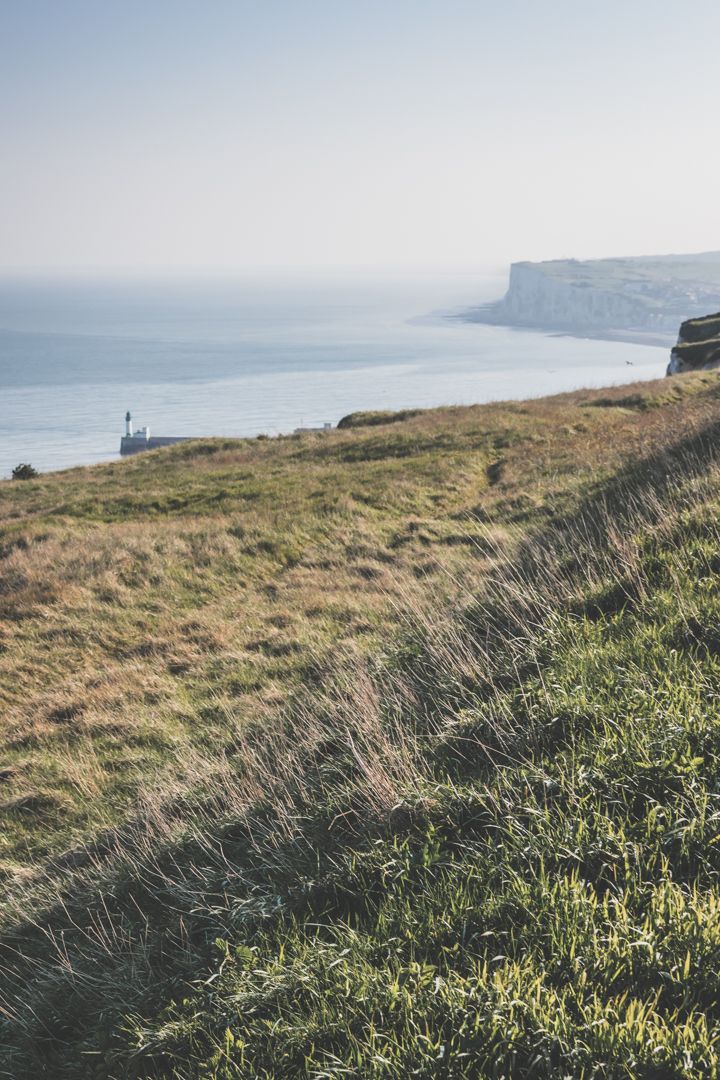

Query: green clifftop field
[5,372,720,1076]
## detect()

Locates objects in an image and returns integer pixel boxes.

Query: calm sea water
[0,271,668,478]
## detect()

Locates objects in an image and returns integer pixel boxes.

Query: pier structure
[120,412,193,456]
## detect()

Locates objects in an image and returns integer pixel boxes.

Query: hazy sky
[2,0,719,271]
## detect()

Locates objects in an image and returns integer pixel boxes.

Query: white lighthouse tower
[119,410,185,456]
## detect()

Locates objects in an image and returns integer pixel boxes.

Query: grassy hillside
[3,372,720,1076]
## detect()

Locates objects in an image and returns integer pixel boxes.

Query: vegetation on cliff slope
[669,313,720,374]
[3,372,720,1076]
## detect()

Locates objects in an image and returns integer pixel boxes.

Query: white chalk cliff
[465,253,720,336]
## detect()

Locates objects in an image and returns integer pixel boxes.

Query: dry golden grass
[1,370,719,883]
[5,371,720,1075]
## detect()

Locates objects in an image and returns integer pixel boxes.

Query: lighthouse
[120,411,190,456]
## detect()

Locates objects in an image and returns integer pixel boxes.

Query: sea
[0,269,669,478]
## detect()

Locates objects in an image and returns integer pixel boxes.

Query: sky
[1,0,719,272]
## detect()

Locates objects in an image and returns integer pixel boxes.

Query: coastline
[453,308,674,350]
[547,326,673,349]
[2,277,673,478]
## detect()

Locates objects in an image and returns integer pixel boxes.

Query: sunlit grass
[3,371,720,1075]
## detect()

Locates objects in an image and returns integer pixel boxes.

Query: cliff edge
[465,252,720,340]
[667,312,720,374]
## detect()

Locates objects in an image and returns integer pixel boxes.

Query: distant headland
[460,252,720,347]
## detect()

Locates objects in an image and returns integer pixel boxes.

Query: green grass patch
[3,374,720,1074]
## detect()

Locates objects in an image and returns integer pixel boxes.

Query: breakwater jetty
[120,412,193,456]
[120,413,336,456]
